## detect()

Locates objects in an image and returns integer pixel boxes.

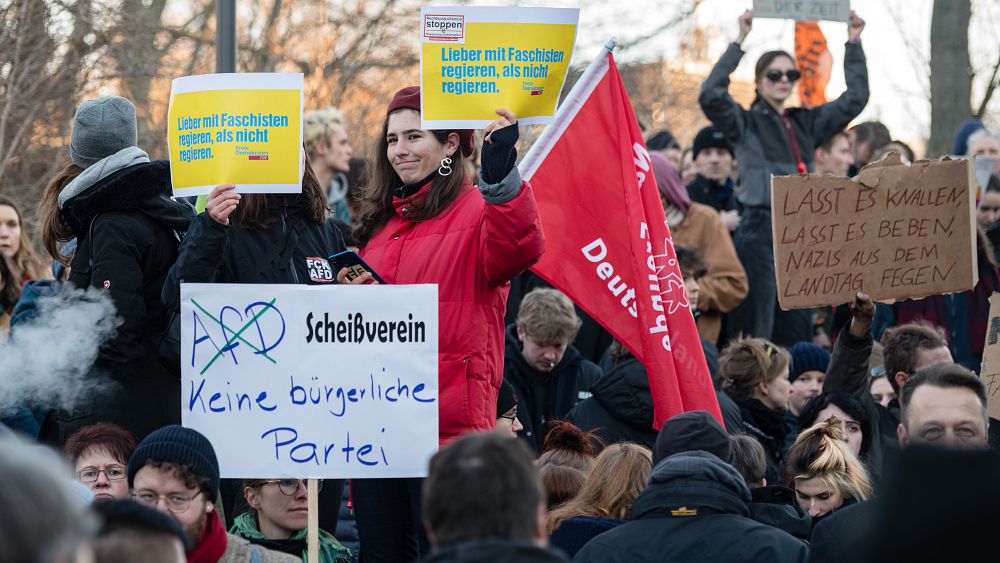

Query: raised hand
[848,10,865,42]
[483,108,518,144]
[206,183,240,226]
[737,10,753,45]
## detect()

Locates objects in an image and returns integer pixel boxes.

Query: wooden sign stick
[308,478,319,562]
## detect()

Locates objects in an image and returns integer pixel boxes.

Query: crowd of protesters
[3,6,1000,563]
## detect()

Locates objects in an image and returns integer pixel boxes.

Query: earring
[438,156,453,177]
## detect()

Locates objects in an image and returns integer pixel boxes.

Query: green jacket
[230,512,352,563]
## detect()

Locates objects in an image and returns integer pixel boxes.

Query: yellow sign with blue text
[420,6,579,129]
[167,73,303,196]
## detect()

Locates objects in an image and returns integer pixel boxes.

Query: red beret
[386,86,475,157]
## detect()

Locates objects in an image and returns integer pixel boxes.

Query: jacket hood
[423,539,568,563]
[504,323,582,379]
[748,486,812,539]
[59,154,193,237]
[630,451,751,520]
[589,357,655,432]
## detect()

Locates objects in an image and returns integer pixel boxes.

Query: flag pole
[520,37,618,178]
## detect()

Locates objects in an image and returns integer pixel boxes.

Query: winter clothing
[93,499,192,551]
[692,125,734,159]
[646,131,680,152]
[361,166,543,443]
[497,378,519,417]
[42,149,193,443]
[572,451,808,563]
[748,486,812,540]
[187,509,302,563]
[230,511,352,563]
[190,511,228,563]
[70,96,138,168]
[550,516,624,559]
[566,356,658,449]
[162,200,346,304]
[652,409,732,466]
[651,152,691,213]
[386,86,474,158]
[734,398,789,483]
[127,425,220,500]
[504,324,602,452]
[788,342,831,382]
[822,328,896,486]
[686,174,738,213]
[717,390,744,434]
[807,500,872,563]
[701,41,868,342]
[423,539,569,563]
[671,202,748,344]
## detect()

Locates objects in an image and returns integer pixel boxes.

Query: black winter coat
[566,357,657,449]
[687,174,738,213]
[162,198,347,311]
[572,451,808,563]
[749,486,812,540]
[44,159,194,443]
[504,324,602,452]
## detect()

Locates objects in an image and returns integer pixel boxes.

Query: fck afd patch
[306,257,334,283]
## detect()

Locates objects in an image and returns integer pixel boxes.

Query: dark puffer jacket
[566,357,657,449]
[572,451,808,563]
[423,539,569,563]
[42,157,194,443]
[503,324,602,452]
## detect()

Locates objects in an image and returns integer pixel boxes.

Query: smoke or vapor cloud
[0,287,121,417]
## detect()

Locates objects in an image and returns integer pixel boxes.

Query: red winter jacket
[361,180,544,443]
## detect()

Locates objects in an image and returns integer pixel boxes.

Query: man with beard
[127,425,298,563]
[504,289,601,452]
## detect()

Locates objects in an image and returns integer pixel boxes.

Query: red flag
[519,46,722,428]
[794,21,832,108]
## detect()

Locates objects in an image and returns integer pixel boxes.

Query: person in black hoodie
[422,432,569,563]
[504,288,601,452]
[38,96,194,444]
[720,338,792,483]
[729,434,812,541]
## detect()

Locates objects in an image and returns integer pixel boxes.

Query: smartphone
[328,250,388,284]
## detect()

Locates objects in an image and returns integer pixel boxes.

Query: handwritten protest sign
[982,294,1000,419]
[168,73,303,196]
[772,155,978,310]
[753,0,850,22]
[419,6,578,129]
[181,283,439,478]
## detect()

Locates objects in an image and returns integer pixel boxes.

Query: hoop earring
[438,156,453,177]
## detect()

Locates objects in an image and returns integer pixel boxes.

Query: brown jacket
[672,203,748,343]
[219,533,301,563]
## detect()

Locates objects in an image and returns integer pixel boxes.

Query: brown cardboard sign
[982,293,1000,421]
[772,155,978,310]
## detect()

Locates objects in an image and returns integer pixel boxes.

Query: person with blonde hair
[303,106,354,221]
[784,418,872,522]
[505,288,601,452]
[721,337,791,480]
[547,442,652,558]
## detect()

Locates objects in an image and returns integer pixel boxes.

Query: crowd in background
[2,7,1000,563]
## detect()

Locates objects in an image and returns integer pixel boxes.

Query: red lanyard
[781,113,808,174]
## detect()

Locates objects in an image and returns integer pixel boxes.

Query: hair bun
[543,421,600,456]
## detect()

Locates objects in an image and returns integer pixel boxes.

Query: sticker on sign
[423,14,465,43]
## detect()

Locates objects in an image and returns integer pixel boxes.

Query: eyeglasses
[257,478,320,496]
[499,408,518,422]
[765,69,801,83]
[77,465,127,482]
[132,490,203,513]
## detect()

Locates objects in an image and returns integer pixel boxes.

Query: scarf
[739,398,789,455]
[230,511,352,563]
[188,511,227,563]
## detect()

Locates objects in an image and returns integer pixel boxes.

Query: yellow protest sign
[419,6,579,129]
[167,73,303,196]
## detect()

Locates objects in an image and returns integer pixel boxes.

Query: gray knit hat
[70,95,138,169]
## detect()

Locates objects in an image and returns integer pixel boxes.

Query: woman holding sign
[700,9,869,346]
[344,86,544,562]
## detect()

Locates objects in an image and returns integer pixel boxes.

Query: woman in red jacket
[344,86,544,562]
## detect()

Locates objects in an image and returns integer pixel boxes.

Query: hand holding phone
[329,250,387,285]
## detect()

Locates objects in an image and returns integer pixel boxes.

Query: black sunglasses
[765,69,801,83]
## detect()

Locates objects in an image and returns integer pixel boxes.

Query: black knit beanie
[497,379,519,418]
[653,410,733,466]
[127,425,220,500]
